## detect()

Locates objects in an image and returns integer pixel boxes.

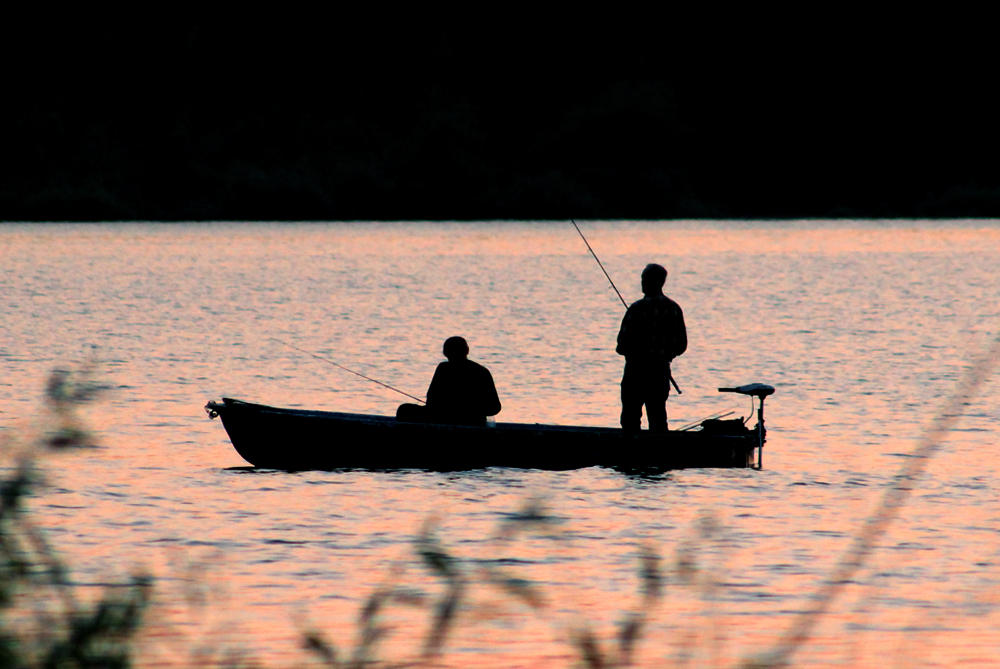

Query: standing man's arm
[673,304,688,358]
[616,310,632,357]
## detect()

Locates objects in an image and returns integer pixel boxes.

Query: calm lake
[2,221,999,667]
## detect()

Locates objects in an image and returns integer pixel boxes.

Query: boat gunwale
[206,397,755,440]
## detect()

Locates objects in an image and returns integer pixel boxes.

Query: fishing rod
[273,338,425,404]
[571,219,682,395]
[572,219,628,309]
[677,410,735,432]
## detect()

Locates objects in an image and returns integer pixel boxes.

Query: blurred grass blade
[423,582,462,658]
[639,544,662,603]
[573,627,606,669]
[303,631,339,667]
[751,332,1000,668]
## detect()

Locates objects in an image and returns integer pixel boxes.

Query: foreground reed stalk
[747,332,1000,668]
[1,364,151,669]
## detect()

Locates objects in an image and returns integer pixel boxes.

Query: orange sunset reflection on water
[1,221,999,667]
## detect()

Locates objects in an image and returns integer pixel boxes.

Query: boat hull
[206,398,765,472]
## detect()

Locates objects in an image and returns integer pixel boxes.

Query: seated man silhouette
[396,336,502,427]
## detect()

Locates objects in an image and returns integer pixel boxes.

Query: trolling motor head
[718,383,774,470]
[718,383,775,400]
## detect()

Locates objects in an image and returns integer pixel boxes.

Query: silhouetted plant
[42,360,109,449]
[299,499,666,669]
[1,363,150,669]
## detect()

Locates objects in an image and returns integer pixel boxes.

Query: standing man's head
[443,336,470,362]
[641,263,668,297]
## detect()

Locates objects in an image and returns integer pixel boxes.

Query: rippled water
[2,221,999,667]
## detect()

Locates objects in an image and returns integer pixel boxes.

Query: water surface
[2,221,999,667]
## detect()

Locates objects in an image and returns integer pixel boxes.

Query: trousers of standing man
[620,359,672,433]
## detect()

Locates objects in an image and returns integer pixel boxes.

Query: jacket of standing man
[616,263,687,433]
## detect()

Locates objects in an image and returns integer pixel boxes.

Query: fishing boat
[205,383,774,472]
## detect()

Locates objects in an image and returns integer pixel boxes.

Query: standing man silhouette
[616,264,687,433]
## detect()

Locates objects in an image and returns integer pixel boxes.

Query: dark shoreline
[4,14,997,222]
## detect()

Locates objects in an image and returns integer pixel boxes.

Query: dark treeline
[3,12,998,221]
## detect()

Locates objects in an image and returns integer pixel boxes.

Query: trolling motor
[718,383,775,469]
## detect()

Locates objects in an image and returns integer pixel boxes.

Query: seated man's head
[443,336,470,362]
[641,263,667,296]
